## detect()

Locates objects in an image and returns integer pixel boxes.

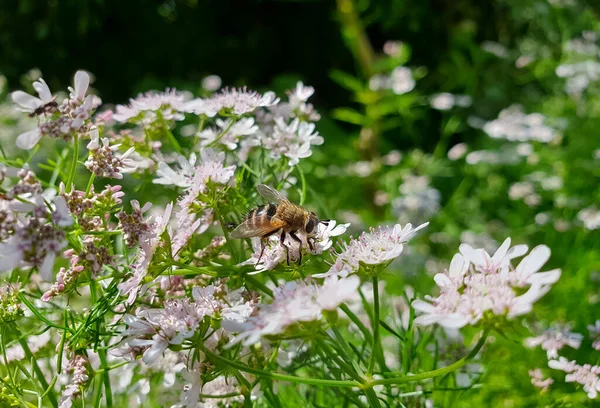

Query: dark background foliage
[0,0,527,105]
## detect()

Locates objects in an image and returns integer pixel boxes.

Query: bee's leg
[256,238,267,266]
[280,230,290,265]
[307,237,314,252]
[289,231,303,265]
[256,229,279,266]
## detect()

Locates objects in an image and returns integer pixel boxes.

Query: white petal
[40,252,57,281]
[527,269,561,285]
[506,244,528,259]
[11,91,42,111]
[74,71,90,100]
[411,299,434,313]
[33,79,53,103]
[448,253,468,278]
[491,237,511,263]
[516,245,551,276]
[16,128,42,150]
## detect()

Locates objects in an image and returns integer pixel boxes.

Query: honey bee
[230,184,326,265]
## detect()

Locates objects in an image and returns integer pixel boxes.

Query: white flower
[482,105,557,143]
[549,357,600,399]
[414,238,561,329]
[113,88,187,124]
[258,117,324,166]
[314,222,428,278]
[11,78,53,114]
[184,87,280,117]
[197,117,258,150]
[68,70,90,101]
[228,277,360,346]
[529,369,553,392]
[153,153,197,187]
[117,203,173,304]
[85,128,137,179]
[578,207,600,230]
[525,324,584,359]
[391,67,415,94]
[288,81,315,106]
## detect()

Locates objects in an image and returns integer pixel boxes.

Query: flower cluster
[85,127,136,178]
[121,285,255,364]
[482,105,557,143]
[12,71,96,149]
[58,354,89,408]
[113,88,188,126]
[0,189,73,280]
[227,276,360,346]
[0,284,23,324]
[528,369,553,392]
[413,238,561,329]
[314,222,428,278]
[549,357,600,399]
[525,324,583,359]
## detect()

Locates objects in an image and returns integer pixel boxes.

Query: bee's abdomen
[247,204,277,228]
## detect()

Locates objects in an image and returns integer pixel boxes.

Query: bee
[230,184,326,265]
[29,100,59,117]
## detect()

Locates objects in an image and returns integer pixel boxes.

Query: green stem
[85,172,96,197]
[367,276,380,377]
[340,303,372,343]
[207,119,235,148]
[245,275,273,297]
[370,329,490,386]
[163,124,183,153]
[65,133,79,190]
[12,324,58,408]
[314,338,363,382]
[89,279,112,408]
[200,345,360,388]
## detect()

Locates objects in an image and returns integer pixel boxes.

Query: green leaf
[329,70,365,92]
[331,107,365,125]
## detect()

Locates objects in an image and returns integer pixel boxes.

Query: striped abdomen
[247,203,278,229]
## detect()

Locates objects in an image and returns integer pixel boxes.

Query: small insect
[28,100,59,117]
[230,184,327,265]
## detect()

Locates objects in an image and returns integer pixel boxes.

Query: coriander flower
[85,128,136,178]
[113,88,187,125]
[549,357,600,399]
[153,153,197,187]
[227,276,360,346]
[260,117,324,166]
[12,70,94,150]
[11,77,54,114]
[482,105,557,143]
[197,117,258,150]
[313,222,428,278]
[529,369,553,392]
[58,354,89,408]
[413,238,561,329]
[184,87,279,117]
[525,324,583,359]
[0,194,70,280]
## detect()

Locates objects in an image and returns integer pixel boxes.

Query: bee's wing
[230,217,286,239]
[257,184,289,203]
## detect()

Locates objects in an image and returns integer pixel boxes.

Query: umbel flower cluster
[0,69,570,408]
[413,238,561,328]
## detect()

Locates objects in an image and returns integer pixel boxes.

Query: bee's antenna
[320,219,330,226]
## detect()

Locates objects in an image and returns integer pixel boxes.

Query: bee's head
[305,212,320,236]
